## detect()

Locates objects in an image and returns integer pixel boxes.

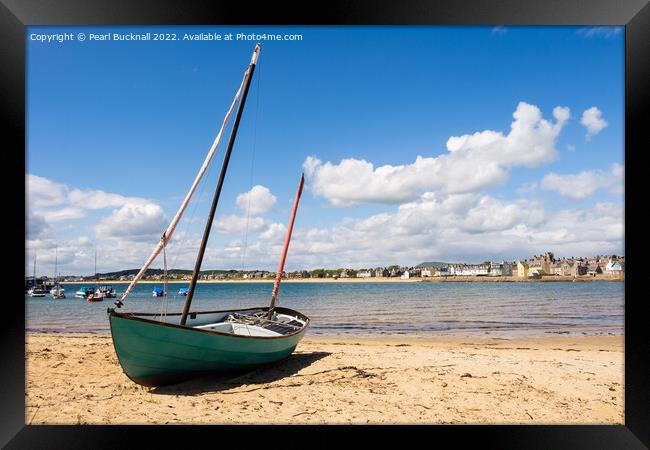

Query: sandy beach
[26,333,623,424]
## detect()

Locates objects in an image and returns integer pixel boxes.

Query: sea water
[25,281,624,338]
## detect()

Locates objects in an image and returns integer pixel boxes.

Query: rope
[240,62,261,276]
[119,64,250,305]
[166,137,218,294]
[163,241,168,318]
[238,57,262,310]
[157,237,169,321]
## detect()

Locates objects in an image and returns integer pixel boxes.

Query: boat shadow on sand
[150,351,331,396]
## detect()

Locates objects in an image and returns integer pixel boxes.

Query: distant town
[26,252,625,289]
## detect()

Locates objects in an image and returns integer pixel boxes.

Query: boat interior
[131,308,308,337]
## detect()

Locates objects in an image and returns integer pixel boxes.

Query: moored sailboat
[51,246,65,299]
[108,44,309,387]
[87,246,104,302]
[28,251,46,297]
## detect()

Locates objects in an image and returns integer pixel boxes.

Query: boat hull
[108,307,309,387]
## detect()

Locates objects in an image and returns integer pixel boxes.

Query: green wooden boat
[108,306,309,387]
[108,44,311,387]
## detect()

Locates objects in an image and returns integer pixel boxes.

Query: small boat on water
[152,287,165,297]
[28,288,46,297]
[50,286,65,299]
[108,45,309,387]
[96,285,116,298]
[178,287,188,296]
[87,292,104,302]
[75,286,95,298]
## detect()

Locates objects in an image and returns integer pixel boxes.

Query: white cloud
[94,203,167,241]
[26,174,67,209]
[27,192,623,275]
[213,214,266,234]
[26,174,166,245]
[540,164,623,200]
[304,102,570,206]
[70,236,93,247]
[580,107,608,139]
[282,194,622,270]
[235,185,277,216]
[26,236,97,276]
[259,222,286,242]
[26,174,149,211]
[26,212,51,239]
[42,207,86,222]
[577,27,623,39]
[67,189,149,209]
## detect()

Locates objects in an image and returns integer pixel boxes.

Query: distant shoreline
[60,275,623,284]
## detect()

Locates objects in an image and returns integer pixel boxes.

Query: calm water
[25,282,624,338]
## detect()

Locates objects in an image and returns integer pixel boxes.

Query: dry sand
[26,333,623,425]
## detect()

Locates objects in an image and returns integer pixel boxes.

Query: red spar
[268,173,304,319]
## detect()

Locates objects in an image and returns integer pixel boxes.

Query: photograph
[24,25,626,426]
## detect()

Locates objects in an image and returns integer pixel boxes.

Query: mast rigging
[117,44,260,307]
[180,44,261,326]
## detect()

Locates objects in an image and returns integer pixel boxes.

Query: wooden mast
[54,245,58,288]
[180,44,261,326]
[268,173,304,319]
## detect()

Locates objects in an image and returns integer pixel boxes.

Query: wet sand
[25,333,623,424]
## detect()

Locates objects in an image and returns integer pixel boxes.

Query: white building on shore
[449,264,490,276]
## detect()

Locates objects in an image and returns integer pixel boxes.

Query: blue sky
[26,26,624,276]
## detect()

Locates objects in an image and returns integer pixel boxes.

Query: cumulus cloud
[540,164,623,200]
[26,174,67,209]
[304,102,570,206]
[67,189,148,209]
[386,192,544,235]
[26,236,97,276]
[259,222,287,241]
[235,185,277,216]
[26,173,164,243]
[283,193,622,270]
[29,192,623,275]
[42,207,86,222]
[26,174,149,211]
[25,174,163,244]
[26,212,51,239]
[213,214,266,234]
[94,203,167,241]
[70,236,93,247]
[580,107,608,139]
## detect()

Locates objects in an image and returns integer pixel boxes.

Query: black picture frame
[3,0,647,447]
